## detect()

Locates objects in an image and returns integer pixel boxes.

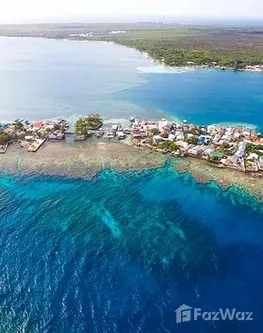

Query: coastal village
[1,114,263,174]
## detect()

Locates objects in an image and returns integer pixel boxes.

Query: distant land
[1,22,263,68]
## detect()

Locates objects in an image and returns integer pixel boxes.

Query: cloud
[0,0,263,23]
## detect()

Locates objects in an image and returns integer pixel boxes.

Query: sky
[1,0,263,24]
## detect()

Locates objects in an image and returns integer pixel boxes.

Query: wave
[136,65,195,74]
[219,121,258,130]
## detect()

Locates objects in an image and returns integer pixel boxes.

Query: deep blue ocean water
[1,165,263,332]
[118,67,263,131]
[1,37,263,332]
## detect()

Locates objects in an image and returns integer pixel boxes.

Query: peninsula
[1,23,263,70]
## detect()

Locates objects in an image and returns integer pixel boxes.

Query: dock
[0,143,8,154]
[28,139,46,152]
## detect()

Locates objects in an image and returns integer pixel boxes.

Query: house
[247,153,259,161]
[158,118,168,131]
[49,132,65,140]
[258,156,263,170]
[116,131,126,140]
[235,142,246,159]
[153,135,164,144]
[176,141,189,150]
[24,135,34,141]
[168,134,176,142]
[204,147,214,157]
[213,134,222,143]
[111,124,118,132]
[132,133,144,140]
[199,135,212,144]
[74,135,86,141]
[31,121,43,130]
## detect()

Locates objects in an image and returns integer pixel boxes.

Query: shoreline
[0,35,262,73]
[1,139,263,200]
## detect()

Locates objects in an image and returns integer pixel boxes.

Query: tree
[0,131,9,145]
[150,128,159,135]
[186,135,198,144]
[13,120,24,130]
[156,141,179,151]
[222,142,230,149]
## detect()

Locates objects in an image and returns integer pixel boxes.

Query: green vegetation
[0,131,9,145]
[85,114,103,129]
[222,142,230,149]
[94,26,263,68]
[186,135,198,144]
[75,114,102,135]
[150,128,159,135]
[246,143,263,156]
[156,141,179,151]
[13,120,24,130]
[75,119,88,136]
[208,151,225,162]
[2,23,263,68]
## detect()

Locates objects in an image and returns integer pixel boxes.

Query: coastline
[173,156,263,199]
[1,138,263,200]
[0,34,261,73]
[0,139,167,178]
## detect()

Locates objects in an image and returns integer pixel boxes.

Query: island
[1,115,263,173]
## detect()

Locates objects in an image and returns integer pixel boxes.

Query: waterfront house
[48,132,65,140]
[158,118,169,131]
[153,135,164,144]
[31,121,43,130]
[203,147,214,158]
[111,124,118,132]
[74,134,86,141]
[176,141,189,150]
[207,125,216,133]
[116,131,126,140]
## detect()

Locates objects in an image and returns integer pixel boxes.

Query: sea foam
[136,65,195,74]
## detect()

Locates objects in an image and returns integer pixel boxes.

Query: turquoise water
[1,37,263,131]
[0,165,262,332]
[118,67,263,130]
[1,37,263,332]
